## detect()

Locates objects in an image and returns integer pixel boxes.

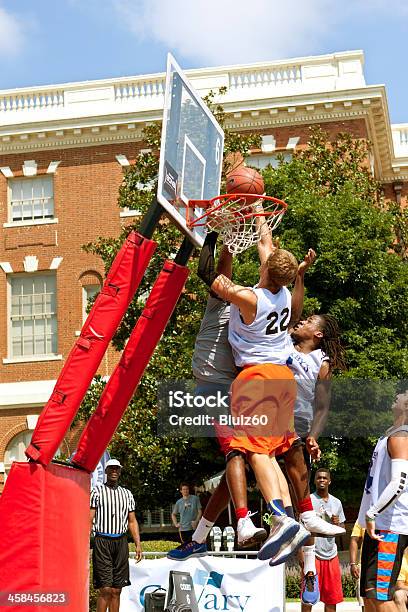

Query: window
[3,429,60,479]
[8,176,54,222]
[82,283,100,322]
[9,274,57,358]
[249,152,293,170]
[4,430,34,478]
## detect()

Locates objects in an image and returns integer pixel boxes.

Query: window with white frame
[8,176,54,222]
[4,430,34,477]
[249,152,293,170]
[3,429,60,479]
[9,274,57,358]
[82,283,101,322]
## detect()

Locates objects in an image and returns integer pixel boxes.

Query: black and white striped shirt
[91,484,135,536]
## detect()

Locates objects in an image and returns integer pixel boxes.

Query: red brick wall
[251,118,370,150]
[0,142,143,383]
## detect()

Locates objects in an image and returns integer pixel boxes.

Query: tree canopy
[77,100,408,511]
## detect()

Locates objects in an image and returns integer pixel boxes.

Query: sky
[0,0,407,123]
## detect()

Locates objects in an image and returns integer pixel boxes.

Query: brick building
[0,50,407,491]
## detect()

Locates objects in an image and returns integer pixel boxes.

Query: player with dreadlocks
[268,313,347,603]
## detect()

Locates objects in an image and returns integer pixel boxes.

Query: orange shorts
[225,363,297,456]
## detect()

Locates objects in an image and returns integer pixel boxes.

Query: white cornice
[0,380,56,409]
[0,50,406,180]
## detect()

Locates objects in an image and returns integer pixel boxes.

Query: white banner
[120,555,284,611]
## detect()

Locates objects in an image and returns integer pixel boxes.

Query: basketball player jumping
[169,221,344,571]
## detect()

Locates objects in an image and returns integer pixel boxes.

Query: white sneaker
[237,511,267,547]
[257,514,300,561]
[301,511,345,536]
[269,523,311,566]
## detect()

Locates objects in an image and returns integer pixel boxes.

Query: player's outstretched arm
[198,231,218,287]
[211,275,257,324]
[198,230,257,322]
[290,249,316,326]
[216,245,233,280]
[254,198,274,264]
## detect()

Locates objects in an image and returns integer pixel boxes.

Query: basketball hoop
[187,193,288,255]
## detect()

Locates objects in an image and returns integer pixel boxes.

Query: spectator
[349,521,365,609]
[302,467,346,612]
[172,483,202,543]
[358,390,408,611]
[90,459,142,612]
[394,550,408,612]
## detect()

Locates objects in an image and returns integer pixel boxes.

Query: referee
[90,459,142,612]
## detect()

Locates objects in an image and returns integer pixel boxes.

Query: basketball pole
[138,199,196,264]
[138,198,164,238]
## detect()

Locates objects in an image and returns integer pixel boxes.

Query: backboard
[157,54,224,247]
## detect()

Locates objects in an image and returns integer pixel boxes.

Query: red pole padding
[26,232,157,466]
[72,260,189,473]
[0,462,90,612]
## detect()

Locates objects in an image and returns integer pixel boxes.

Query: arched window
[4,430,34,478]
[79,271,102,323]
[3,430,61,480]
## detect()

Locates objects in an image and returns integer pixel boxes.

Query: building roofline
[0,50,365,96]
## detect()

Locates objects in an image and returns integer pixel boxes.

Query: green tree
[257,128,408,505]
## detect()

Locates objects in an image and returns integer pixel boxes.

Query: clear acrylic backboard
[157,54,224,247]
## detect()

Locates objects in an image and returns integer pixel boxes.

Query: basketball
[226,166,264,196]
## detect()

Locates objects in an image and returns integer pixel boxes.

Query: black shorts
[360,530,408,601]
[93,534,130,589]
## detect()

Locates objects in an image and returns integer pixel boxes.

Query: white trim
[261,135,276,153]
[0,463,4,473]
[3,218,58,228]
[115,154,130,166]
[47,161,61,174]
[0,262,13,273]
[26,414,39,429]
[0,379,56,409]
[120,209,140,217]
[286,136,300,149]
[0,166,13,178]
[180,134,206,205]
[22,160,37,177]
[50,257,63,270]
[3,355,62,364]
[23,255,39,272]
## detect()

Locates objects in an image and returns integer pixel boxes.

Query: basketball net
[187,194,287,255]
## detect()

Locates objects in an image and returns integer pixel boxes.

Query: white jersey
[228,286,292,367]
[357,425,408,535]
[287,348,329,435]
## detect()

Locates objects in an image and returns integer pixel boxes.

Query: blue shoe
[257,514,300,561]
[301,571,320,605]
[167,540,207,560]
[269,523,311,566]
